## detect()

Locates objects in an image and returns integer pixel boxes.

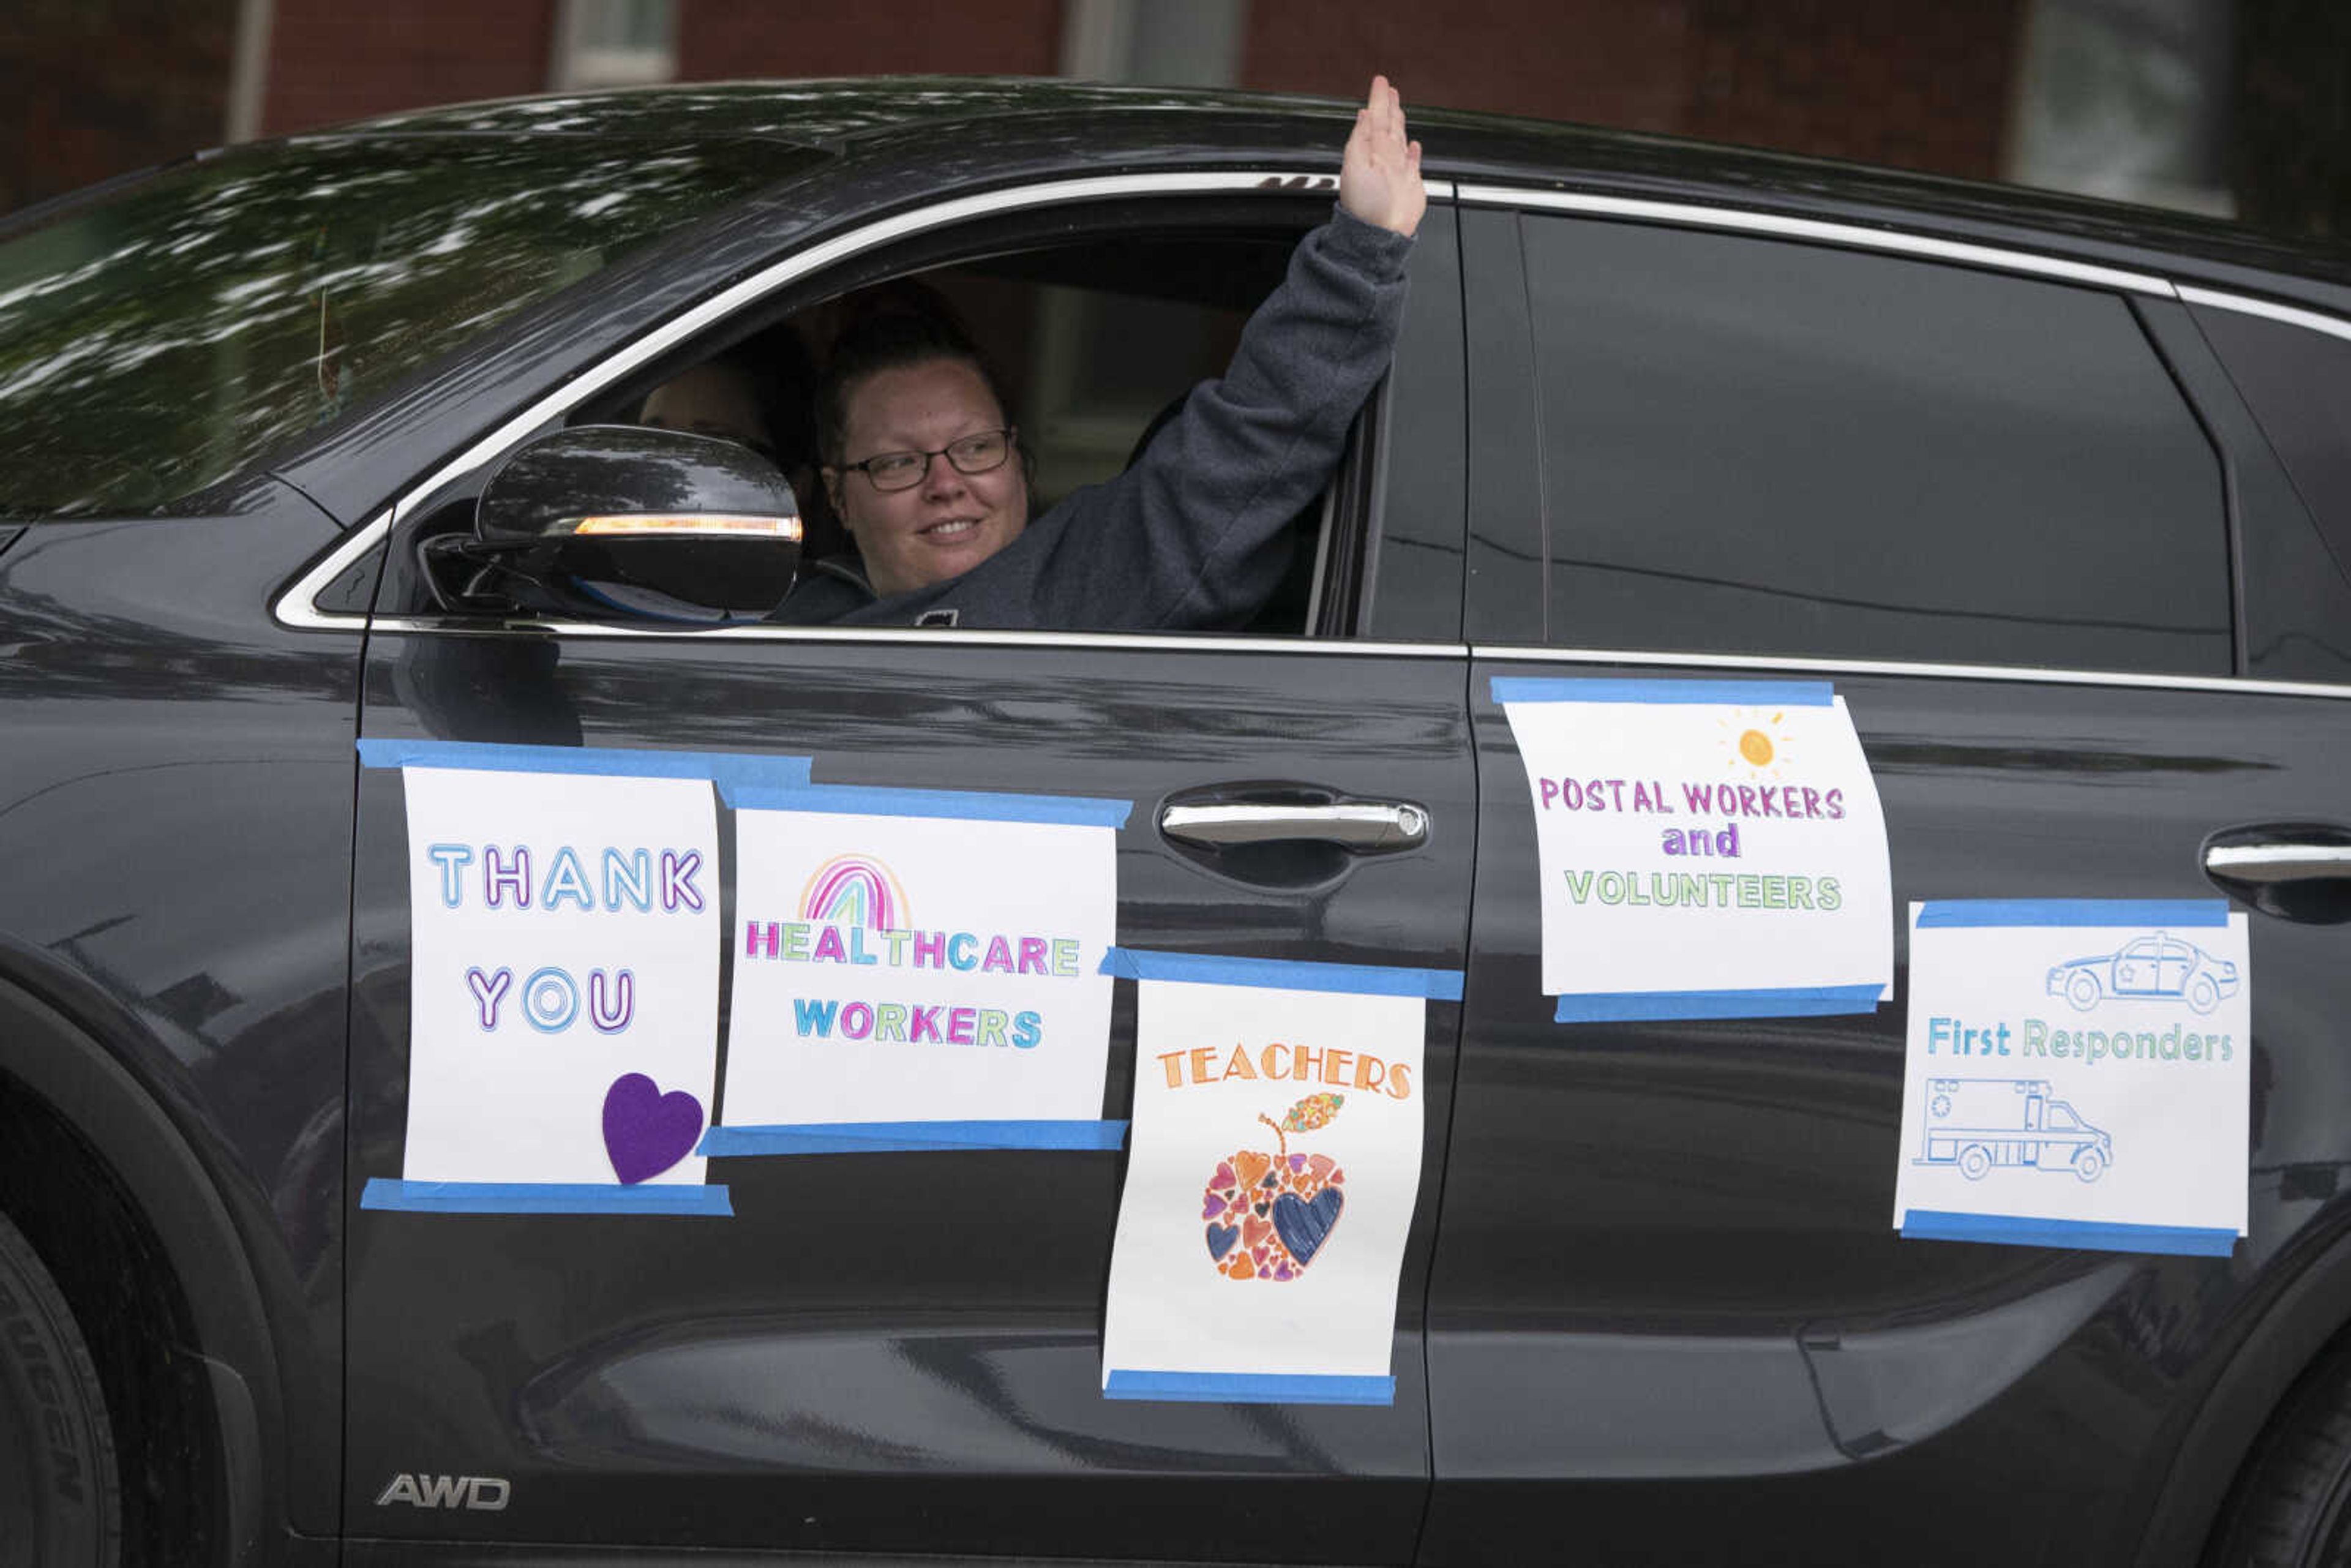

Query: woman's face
[824,357,1028,598]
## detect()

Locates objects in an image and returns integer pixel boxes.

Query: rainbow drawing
[798,855,910,930]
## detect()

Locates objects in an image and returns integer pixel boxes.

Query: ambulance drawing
[1918,1078,2112,1182]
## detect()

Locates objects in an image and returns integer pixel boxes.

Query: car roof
[324,76,2351,299]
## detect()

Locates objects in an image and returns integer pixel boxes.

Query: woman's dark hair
[815,286,1015,466]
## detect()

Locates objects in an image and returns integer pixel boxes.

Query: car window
[814,236,1277,512]
[2190,302,2351,590]
[2187,300,2351,681]
[490,227,1347,634]
[0,135,806,519]
[1517,215,2231,675]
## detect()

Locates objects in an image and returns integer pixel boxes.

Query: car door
[336,186,1471,1561]
[1420,197,2351,1566]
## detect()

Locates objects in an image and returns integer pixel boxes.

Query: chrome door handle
[2203,825,2351,925]
[2203,841,2351,884]
[1158,801,1429,852]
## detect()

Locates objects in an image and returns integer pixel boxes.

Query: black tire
[2208,1337,2351,1567]
[0,1210,119,1567]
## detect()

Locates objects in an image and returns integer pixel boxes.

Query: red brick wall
[1240,0,1695,135]
[677,1,1063,80]
[1239,0,2024,180]
[2,0,234,214]
[1681,0,2024,178]
[2,0,2038,222]
[258,0,556,137]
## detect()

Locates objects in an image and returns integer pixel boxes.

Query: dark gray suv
[2,78,2349,1568]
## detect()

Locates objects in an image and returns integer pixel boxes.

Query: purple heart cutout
[602,1073,705,1185]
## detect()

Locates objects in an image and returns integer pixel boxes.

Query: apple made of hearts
[1201,1091,1347,1282]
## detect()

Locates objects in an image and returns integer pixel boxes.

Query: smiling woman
[768,75,1423,631]
[0,135,802,519]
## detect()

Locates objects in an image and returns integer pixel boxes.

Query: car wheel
[2074,1148,2107,1183]
[2067,970,2101,1011]
[1959,1144,1993,1180]
[0,1210,121,1567]
[2207,1337,2351,1567]
[2189,975,2220,1016]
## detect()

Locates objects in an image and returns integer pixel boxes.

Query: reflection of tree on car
[2047,930,2241,1015]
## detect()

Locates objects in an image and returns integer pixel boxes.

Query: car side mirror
[463,424,803,617]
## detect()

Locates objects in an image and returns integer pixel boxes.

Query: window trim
[274,169,1454,633]
[1457,185,2179,294]
[1466,640,2351,701]
[1458,184,2351,353]
[2180,285,2351,345]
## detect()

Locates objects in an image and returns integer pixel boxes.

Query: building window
[550,0,677,91]
[2007,0,2234,216]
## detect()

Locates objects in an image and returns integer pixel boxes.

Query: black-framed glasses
[836,427,1016,492]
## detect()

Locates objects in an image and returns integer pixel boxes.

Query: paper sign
[1893,899,2250,1255]
[713,783,1127,1152]
[1495,677,1892,1021]
[383,760,726,1202]
[354,740,811,1214]
[1099,950,1461,1405]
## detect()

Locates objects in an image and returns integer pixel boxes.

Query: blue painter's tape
[360,1178,732,1215]
[1490,677,1834,707]
[722,780,1131,828]
[1100,947,1464,1000]
[1554,983,1884,1022]
[357,738,809,790]
[698,1120,1127,1155]
[1917,898,2229,929]
[1103,1370,1395,1405]
[1901,1209,2237,1257]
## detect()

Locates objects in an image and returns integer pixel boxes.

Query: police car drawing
[2047,930,2242,1016]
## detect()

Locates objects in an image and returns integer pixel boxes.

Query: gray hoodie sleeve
[1014,206,1415,631]
[785,206,1413,630]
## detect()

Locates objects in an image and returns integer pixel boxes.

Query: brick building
[3,0,2344,238]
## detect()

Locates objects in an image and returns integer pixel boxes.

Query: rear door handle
[2202,823,2351,925]
[1159,801,1428,852]
[2202,841,2351,883]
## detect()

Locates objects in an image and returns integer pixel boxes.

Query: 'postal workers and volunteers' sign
[1894,899,2251,1256]
[1099,949,1462,1406]
[709,781,1128,1153]
[1496,677,1894,1021]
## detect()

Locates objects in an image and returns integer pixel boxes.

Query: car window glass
[2188,302,2351,592]
[0,135,804,519]
[528,229,1357,636]
[1518,215,2230,675]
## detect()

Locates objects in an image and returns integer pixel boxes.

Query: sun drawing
[1720,711,1796,776]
